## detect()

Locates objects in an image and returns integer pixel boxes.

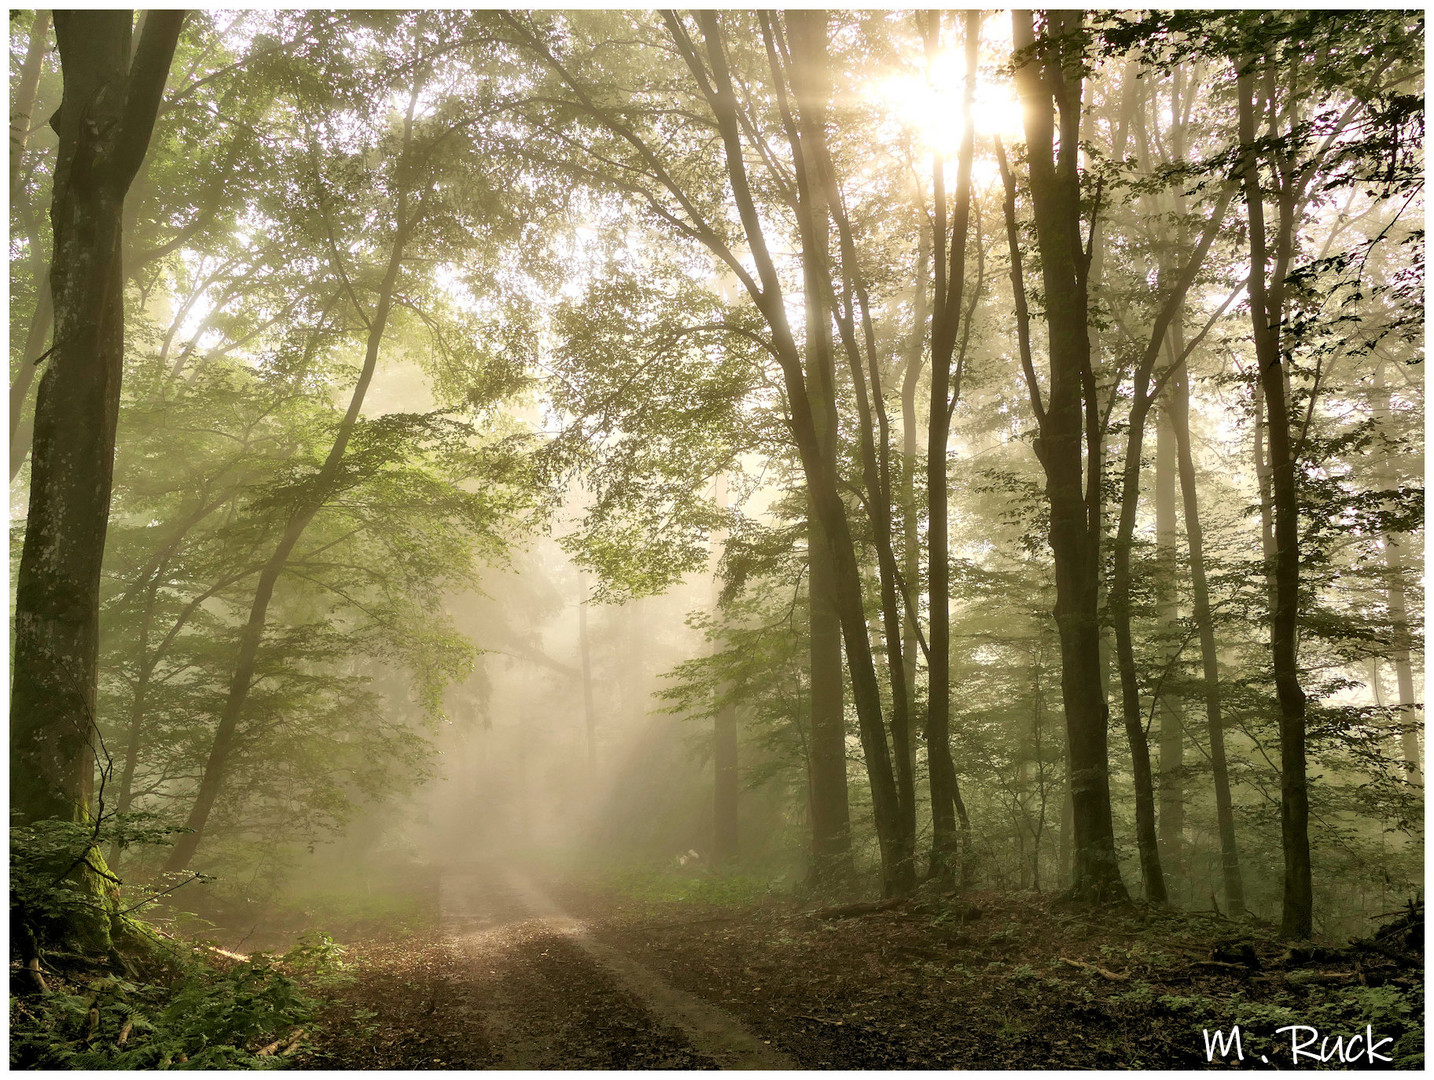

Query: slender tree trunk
[1168,358,1246,915]
[1110,377,1168,905]
[7,11,53,480]
[900,231,928,736]
[711,471,738,862]
[1371,366,1422,784]
[782,9,909,890]
[163,184,419,871]
[1153,67,1187,883]
[664,11,903,892]
[1238,61,1311,939]
[578,588,597,771]
[793,63,849,881]
[1154,402,1184,874]
[922,9,980,882]
[10,284,52,481]
[789,8,919,889]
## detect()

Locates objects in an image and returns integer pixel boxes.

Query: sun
[873,48,1026,165]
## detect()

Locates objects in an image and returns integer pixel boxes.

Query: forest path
[303,871,1420,1069]
[437,864,797,1069]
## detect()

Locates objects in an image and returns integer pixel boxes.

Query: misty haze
[9,8,1423,1071]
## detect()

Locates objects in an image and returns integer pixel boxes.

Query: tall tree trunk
[806,508,851,879]
[789,7,918,889]
[1154,402,1184,875]
[1238,60,1311,939]
[793,48,850,880]
[711,471,738,862]
[163,176,420,871]
[1152,67,1186,884]
[900,231,928,739]
[1371,365,1422,784]
[12,10,184,825]
[1168,356,1247,915]
[7,11,53,481]
[578,586,597,771]
[660,11,904,892]
[1008,9,1125,902]
[1110,377,1168,905]
[1108,133,1231,909]
[10,10,184,949]
[922,9,980,882]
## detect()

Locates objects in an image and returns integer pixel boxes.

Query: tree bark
[900,230,928,747]
[678,11,907,893]
[922,9,980,883]
[1154,403,1184,875]
[806,506,851,878]
[1007,9,1125,902]
[788,26,850,881]
[11,11,184,833]
[1106,154,1231,908]
[1238,59,1311,939]
[1167,356,1246,916]
[1371,365,1422,785]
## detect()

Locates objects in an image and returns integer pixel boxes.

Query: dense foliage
[8,7,1422,1022]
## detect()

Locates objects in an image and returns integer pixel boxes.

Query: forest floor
[287,861,1423,1070]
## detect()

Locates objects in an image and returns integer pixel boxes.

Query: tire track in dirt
[440,866,795,1070]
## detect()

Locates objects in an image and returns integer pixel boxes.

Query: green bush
[10,953,318,1069]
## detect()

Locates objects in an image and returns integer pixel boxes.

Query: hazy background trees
[10,8,1422,944]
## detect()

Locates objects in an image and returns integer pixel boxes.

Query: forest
[8,7,1424,1071]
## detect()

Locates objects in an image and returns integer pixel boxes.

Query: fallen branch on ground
[256,1028,306,1057]
[807,898,908,920]
[1194,960,1251,972]
[1059,957,1129,981]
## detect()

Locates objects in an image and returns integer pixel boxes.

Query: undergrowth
[10,820,352,1070]
[9,931,351,1069]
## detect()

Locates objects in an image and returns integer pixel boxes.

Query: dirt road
[303,867,1421,1070]
[432,866,795,1070]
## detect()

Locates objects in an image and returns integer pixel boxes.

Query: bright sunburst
[875,47,1026,163]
